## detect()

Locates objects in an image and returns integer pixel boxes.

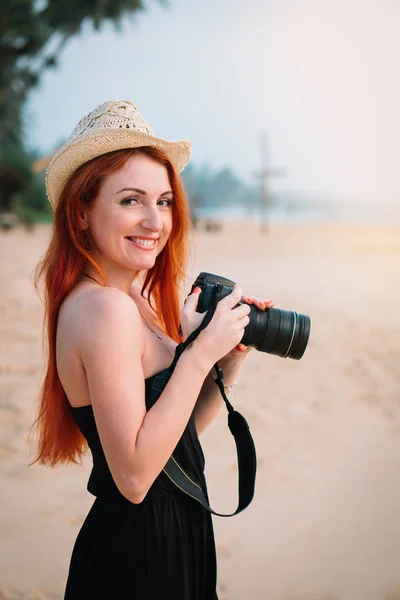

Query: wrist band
[223,380,238,393]
[211,373,238,393]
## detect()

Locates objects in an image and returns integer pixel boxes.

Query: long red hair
[29,147,192,467]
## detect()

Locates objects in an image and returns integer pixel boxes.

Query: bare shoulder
[65,285,140,322]
[59,285,142,349]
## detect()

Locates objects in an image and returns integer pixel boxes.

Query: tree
[181,163,257,217]
[0,0,162,214]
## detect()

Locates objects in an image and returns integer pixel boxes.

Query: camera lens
[241,306,311,360]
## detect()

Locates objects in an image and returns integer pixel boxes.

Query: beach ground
[1,220,400,600]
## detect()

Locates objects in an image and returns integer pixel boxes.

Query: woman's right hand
[180,284,251,366]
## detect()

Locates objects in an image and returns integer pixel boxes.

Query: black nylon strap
[169,285,221,370]
[163,399,256,517]
[153,286,257,517]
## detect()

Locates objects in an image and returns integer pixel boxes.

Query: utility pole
[255,132,285,234]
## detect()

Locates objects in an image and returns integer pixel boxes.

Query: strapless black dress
[63,371,218,600]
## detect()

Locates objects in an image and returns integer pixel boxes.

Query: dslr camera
[191,272,311,360]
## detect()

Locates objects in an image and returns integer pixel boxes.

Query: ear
[78,209,89,231]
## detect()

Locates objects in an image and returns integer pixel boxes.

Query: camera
[191,272,311,360]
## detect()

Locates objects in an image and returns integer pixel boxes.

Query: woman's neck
[82,265,140,296]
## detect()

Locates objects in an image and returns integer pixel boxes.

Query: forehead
[101,154,171,195]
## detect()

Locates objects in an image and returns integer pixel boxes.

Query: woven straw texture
[46,100,192,209]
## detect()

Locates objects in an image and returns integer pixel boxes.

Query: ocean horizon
[194,201,400,226]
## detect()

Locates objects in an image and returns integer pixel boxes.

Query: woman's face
[84,153,173,275]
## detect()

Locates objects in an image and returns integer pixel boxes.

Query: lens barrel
[241,306,311,360]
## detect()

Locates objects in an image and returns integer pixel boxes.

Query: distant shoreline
[194,202,400,225]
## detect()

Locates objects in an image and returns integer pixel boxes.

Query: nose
[141,205,163,233]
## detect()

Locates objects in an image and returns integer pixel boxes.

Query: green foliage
[0,139,34,212]
[19,172,49,213]
[181,164,259,216]
[0,0,161,216]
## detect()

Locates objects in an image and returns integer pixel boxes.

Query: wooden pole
[255,131,285,234]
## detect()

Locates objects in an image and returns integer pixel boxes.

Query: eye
[158,197,173,208]
[120,197,139,206]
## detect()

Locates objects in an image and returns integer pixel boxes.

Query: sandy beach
[1,220,400,600]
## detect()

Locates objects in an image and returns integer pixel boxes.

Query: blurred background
[1,1,400,599]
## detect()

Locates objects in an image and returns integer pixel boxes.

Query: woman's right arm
[78,285,249,504]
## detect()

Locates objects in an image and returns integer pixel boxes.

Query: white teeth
[129,238,156,247]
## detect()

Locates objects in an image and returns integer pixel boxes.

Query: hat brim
[46,128,192,209]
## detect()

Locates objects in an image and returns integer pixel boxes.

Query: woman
[30,100,272,599]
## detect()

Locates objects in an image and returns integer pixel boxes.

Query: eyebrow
[115,187,173,196]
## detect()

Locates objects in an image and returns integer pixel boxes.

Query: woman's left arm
[193,296,273,435]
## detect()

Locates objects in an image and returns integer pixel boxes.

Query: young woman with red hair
[30,101,271,600]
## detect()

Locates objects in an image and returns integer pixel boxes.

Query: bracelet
[211,373,238,394]
[224,380,238,394]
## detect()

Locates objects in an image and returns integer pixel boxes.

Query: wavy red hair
[29,147,192,467]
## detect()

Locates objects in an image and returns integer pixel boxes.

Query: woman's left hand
[223,296,274,359]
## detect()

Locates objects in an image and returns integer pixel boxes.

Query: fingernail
[192,287,201,294]
[237,344,245,351]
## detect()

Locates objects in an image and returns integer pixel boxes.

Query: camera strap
[155,285,257,517]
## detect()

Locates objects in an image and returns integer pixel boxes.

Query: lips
[126,236,158,250]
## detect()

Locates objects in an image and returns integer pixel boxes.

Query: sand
[1,220,400,600]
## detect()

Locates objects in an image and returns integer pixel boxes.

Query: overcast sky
[27,0,400,204]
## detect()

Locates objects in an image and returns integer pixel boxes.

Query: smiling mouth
[126,237,157,249]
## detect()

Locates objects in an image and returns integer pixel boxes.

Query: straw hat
[45,100,192,209]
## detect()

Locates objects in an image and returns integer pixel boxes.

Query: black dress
[64,371,218,600]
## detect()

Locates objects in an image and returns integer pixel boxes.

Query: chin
[130,258,157,271]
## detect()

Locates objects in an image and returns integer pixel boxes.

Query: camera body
[191,272,311,360]
[192,272,238,312]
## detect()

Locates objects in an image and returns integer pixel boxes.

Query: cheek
[93,212,127,236]
[87,213,122,253]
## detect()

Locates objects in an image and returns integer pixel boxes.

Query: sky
[26,0,400,205]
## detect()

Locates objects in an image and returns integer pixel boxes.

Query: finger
[183,286,202,310]
[260,300,274,309]
[236,343,248,352]
[235,313,250,330]
[232,302,251,318]
[248,297,274,310]
[218,284,243,310]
